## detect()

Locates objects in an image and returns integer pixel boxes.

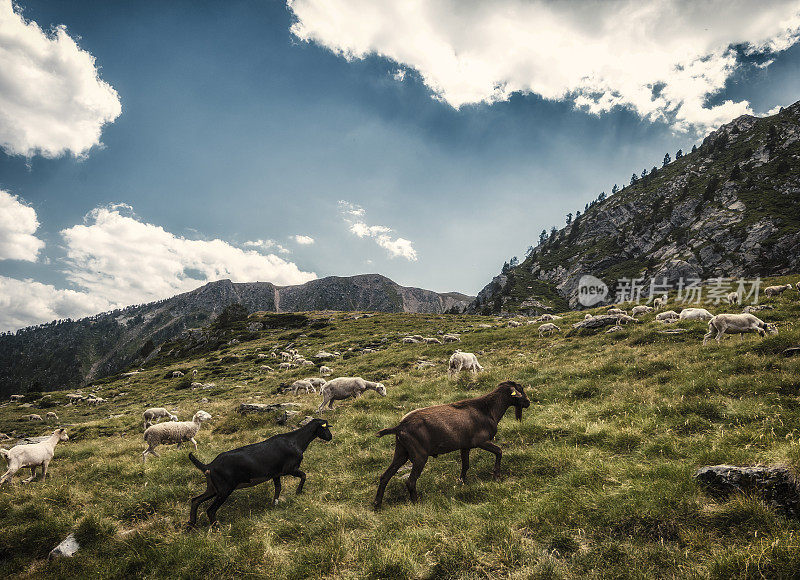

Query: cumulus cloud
[58,205,317,306]
[293,234,315,245]
[243,239,291,254]
[0,189,44,261]
[0,276,111,331]
[339,200,418,261]
[0,0,122,157]
[289,0,800,132]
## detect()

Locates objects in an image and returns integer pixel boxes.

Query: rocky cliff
[470,100,800,314]
[0,275,471,394]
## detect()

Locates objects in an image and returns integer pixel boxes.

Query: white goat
[442,334,461,343]
[320,365,333,376]
[726,292,740,305]
[656,310,679,321]
[538,314,562,322]
[652,295,668,311]
[290,379,317,395]
[142,411,212,462]
[703,313,778,345]
[1,428,69,484]
[764,284,793,297]
[631,305,652,317]
[317,377,386,412]
[447,351,484,378]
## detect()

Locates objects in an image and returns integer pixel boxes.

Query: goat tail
[188,452,207,472]
[376,427,398,438]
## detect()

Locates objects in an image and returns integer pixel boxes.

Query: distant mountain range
[469,99,800,314]
[0,275,472,395]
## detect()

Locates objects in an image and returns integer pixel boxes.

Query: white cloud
[0,189,44,261]
[59,204,317,306]
[292,234,315,245]
[764,105,784,116]
[289,0,800,132]
[0,276,111,331]
[338,200,418,261]
[243,238,291,254]
[0,0,122,157]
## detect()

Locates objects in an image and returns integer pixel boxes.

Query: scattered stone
[695,464,800,517]
[571,315,620,330]
[238,402,301,414]
[658,328,689,334]
[49,533,79,559]
[605,325,624,333]
[416,361,436,369]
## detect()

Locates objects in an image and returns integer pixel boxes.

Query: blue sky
[1,0,799,330]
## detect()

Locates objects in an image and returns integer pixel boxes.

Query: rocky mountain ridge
[0,274,471,394]
[470,99,800,314]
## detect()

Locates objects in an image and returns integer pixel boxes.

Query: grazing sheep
[605,325,624,333]
[584,313,594,320]
[306,377,326,390]
[66,394,84,404]
[538,314,562,322]
[726,292,740,305]
[631,305,653,317]
[172,371,185,378]
[423,337,442,344]
[317,377,387,413]
[46,412,59,422]
[679,307,714,321]
[87,396,106,405]
[280,352,292,361]
[278,362,296,370]
[508,320,522,328]
[653,295,668,310]
[402,337,421,344]
[314,350,336,359]
[796,282,800,293]
[10,394,24,402]
[614,314,639,325]
[192,369,199,377]
[259,365,274,372]
[319,366,333,376]
[142,407,178,430]
[373,381,529,509]
[290,379,317,395]
[25,414,43,422]
[300,360,315,367]
[442,334,461,343]
[142,411,212,462]
[607,308,627,316]
[187,419,332,527]
[764,284,793,297]
[447,351,484,378]
[656,310,679,321]
[703,313,778,345]
[538,323,561,336]
[1,428,69,484]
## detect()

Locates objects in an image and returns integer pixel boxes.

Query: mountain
[470,100,800,314]
[0,274,472,395]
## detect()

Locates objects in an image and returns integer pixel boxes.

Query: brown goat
[373,381,529,509]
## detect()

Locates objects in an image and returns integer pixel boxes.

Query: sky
[1,0,799,331]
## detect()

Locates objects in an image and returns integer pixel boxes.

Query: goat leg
[405,456,428,502]
[188,485,217,528]
[272,476,282,505]
[459,449,470,483]
[290,469,306,494]
[478,442,503,480]
[374,445,409,510]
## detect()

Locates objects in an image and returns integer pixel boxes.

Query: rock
[49,533,79,559]
[605,325,623,333]
[695,464,800,517]
[238,402,301,414]
[247,322,263,332]
[276,410,299,425]
[571,315,620,330]
[658,328,689,334]
[298,415,315,426]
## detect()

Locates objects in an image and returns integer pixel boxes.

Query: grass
[1,276,799,578]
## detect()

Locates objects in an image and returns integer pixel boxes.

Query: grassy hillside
[1,276,800,579]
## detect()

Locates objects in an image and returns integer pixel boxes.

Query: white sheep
[172,371,185,378]
[191,369,199,377]
[442,334,461,343]
[726,292,740,305]
[142,411,212,462]
[631,305,652,317]
[538,322,561,336]
[607,308,627,316]
[652,295,668,310]
[423,337,442,344]
[1,428,69,484]
[142,407,178,430]
[46,411,59,422]
[679,307,714,321]
[320,365,333,376]
[447,351,484,378]
[278,362,296,370]
[764,284,793,297]
[703,313,778,345]
[280,351,292,361]
[655,310,679,321]
[508,320,522,328]
[26,414,43,421]
[306,377,327,390]
[614,314,639,325]
[290,379,317,395]
[9,394,24,402]
[317,377,386,412]
[315,350,336,359]
[402,337,421,344]
[538,314,562,321]
[584,313,594,320]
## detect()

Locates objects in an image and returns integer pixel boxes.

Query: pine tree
[663,152,671,167]
[691,144,697,153]
[641,168,647,179]
[575,210,581,220]
[611,184,618,194]
[598,191,606,202]
[539,229,547,245]
[675,149,683,159]
[630,173,638,185]
[566,212,573,225]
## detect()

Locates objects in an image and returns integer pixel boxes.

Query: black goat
[187,418,332,527]
[374,381,529,509]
